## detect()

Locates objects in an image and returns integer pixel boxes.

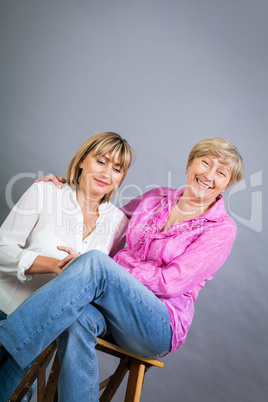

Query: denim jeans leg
[0,250,173,400]
[56,304,107,402]
[0,311,36,401]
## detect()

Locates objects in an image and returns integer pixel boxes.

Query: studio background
[0,1,267,401]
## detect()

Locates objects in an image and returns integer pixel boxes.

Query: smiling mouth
[196,178,213,190]
[94,179,109,186]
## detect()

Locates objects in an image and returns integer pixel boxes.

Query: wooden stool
[9,338,164,402]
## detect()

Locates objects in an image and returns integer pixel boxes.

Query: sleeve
[129,222,237,298]
[109,212,129,258]
[0,183,43,282]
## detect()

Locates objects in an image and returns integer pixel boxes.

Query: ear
[223,179,232,192]
[220,184,229,195]
[79,157,85,169]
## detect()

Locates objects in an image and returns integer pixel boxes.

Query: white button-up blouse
[0,182,128,314]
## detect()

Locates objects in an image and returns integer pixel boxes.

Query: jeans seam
[89,337,95,402]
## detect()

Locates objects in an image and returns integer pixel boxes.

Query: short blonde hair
[66,132,133,202]
[187,137,244,187]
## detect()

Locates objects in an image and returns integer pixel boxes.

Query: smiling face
[186,156,231,205]
[79,151,125,201]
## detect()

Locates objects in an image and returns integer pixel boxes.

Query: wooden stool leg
[41,353,61,402]
[9,342,57,402]
[100,356,130,402]
[125,358,146,402]
[37,366,46,400]
[9,338,163,401]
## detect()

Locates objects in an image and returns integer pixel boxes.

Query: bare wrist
[50,258,61,274]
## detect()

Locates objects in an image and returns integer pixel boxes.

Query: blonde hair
[66,132,133,202]
[187,137,244,187]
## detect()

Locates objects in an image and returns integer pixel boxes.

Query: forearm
[25,255,62,276]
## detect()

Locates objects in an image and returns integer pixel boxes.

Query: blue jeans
[0,250,172,402]
[0,311,36,402]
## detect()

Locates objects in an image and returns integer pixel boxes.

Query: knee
[77,249,107,264]
[63,249,110,282]
[73,249,109,273]
[83,249,107,260]
[65,249,103,272]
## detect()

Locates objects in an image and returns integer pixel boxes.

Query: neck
[76,187,102,213]
[178,187,217,218]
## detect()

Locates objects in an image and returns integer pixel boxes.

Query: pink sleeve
[130,221,237,298]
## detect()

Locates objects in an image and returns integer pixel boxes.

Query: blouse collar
[167,188,227,223]
[66,184,109,216]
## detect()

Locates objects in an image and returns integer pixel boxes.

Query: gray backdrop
[0,1,267,401]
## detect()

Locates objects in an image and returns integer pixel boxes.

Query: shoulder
[32,181,60,193]
[206,196,236,229]
[134,187,179,203]
[223,213,236,228]
[33,181,72,196]
[221,214,237,236]
[137,187,182,208]
[204,213,237,246]
[198,197,237,243]
[141,187,178,198]
[28,182,72,208]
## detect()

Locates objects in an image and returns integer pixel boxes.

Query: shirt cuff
[17,251,40,282]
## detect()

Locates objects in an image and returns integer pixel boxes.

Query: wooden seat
[9,337,164,402]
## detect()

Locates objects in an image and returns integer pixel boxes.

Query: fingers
[57,246,76,254]
[38,174,66,188]
[40,175,52,182]
[57,176,67,183]
[57,246,79,269]
[34,174,66,187]
[58,255,74,268]
[47,174,63,188]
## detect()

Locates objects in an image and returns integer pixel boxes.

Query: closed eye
[218,172,226,177]
[113,166,122,173]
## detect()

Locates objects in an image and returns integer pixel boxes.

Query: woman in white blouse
[0,131,133,400]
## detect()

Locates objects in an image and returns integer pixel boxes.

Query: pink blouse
[114,187,236,353]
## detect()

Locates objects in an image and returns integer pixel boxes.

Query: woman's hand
[35,174,66,189]
[57,246,79,270]
[26,256,64,276]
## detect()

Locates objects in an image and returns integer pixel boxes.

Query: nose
[204,167,214,182]
[100,163,112,178]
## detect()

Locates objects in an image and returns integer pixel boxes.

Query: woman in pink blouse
[0,137,244,401]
